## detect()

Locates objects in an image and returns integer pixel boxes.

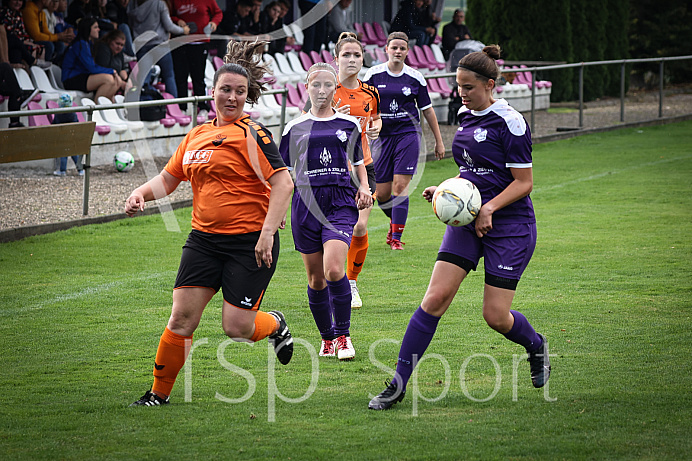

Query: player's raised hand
[124,194,145,216]
[334,98,350,115]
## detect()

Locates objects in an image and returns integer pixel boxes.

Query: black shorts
[63,73,90,92]
[350,163,377,196]
[174,229,280,310]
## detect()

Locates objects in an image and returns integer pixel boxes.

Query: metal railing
[424,54,692,132]
[0,88,288,215]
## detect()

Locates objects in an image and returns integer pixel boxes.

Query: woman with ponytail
[369,45,551,411]
[126,40,295,406]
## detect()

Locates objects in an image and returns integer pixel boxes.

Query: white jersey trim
[362,63,427,87]
[506,162,532,168]
[469,99,527,136]
[281,110,362,136]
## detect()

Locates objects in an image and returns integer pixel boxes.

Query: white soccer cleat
[335,335,355,361]
[319,339,336,357]
[349,279,362,309]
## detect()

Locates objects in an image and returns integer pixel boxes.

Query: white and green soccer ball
[113,151,135,172]
[432,177,482,227]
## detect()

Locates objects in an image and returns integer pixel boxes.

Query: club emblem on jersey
[363,102,370,112]
[389,99,399,113]
[320,147,332,166]
[212,135,226,147]
[336,129,348,142]
[462,149,474,167]
[473,128,488,142]
[402,86,411,96]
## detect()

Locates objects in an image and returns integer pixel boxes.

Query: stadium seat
[286,51,308,77]
[262,54,291,85]
[412,46,437,71]
[295,82,308,107]
[30,67,85,103]
[46,100,111,136]
[435,77,454,96]
[430,44,446,66]
[274,53,304,82]
[285,83,304,108]
[363,22,385,47]
[81,97,128,142]
[404,49,425,71]
[288,23,304,48]
[373,47,388,66]
[353,23,371,45]
[13,68,41,103]
[160,92,192,126]
[26,101,51,126]
[213,56,224,70]
[97,96,145,137]
[204,59,215,88]
[321,49,336,69]
[310,50,322,64]
[298,51,313,71]
[423,45,445,71]
[263,88,299,118]
[282,24,300,51]
[373,22,388,45]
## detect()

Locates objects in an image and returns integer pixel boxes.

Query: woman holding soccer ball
[280,62,372,361]
[124,40,295,406]
[369,45,550,410]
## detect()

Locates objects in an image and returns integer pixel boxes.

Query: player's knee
[324,265,345,282]
[482,310,511,333]
[421,290,453,316]
[223,322,253,340]
[167,313,198,336]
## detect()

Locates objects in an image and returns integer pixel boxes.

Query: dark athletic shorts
[174,229,279,310]
[350,162,377,196]
[63,73,90,92]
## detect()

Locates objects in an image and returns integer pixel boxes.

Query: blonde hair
[215,39,271,104]
[306,62,337,83]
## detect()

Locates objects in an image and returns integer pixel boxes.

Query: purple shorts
[438,221,537,282]
[372,131,421,183]
[291,186,358,254]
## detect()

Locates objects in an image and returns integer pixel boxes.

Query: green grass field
[1,121,691,460]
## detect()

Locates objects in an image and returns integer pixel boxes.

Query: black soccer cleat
[527,333,551,388]
[268,310,293,365]
[130,390,169,407]
[368,380,406,410]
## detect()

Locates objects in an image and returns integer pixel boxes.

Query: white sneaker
[319,339,335,357]
[349,279,362,309]
[335,335,355,361]
[53,170,66,176]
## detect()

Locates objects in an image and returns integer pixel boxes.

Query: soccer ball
[432,178,482,227]
[113,151,135,172]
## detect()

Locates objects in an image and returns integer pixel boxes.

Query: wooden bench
[0,122,97,215]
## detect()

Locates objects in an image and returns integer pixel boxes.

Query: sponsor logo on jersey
[212,135,226,147]
[498,264,514,271]
[363,102,370,113]
[240,296,253,307]
[183,150,213,164]
[389,99,399,113]
[377,84,387,88]
[348,94,356,99]
[473,127,488,142]
[462,149,474,168]
[402,86,411,96]
[336,129,348,142]
[320,147,332,166]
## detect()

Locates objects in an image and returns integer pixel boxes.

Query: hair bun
[482,45,501,61]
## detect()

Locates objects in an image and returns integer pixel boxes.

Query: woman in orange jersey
[332,31,382,310]
[124,40,295,406]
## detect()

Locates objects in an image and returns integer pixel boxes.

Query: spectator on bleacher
[390,0,428,46]
[52,93,85,176]
[441,8,471,60]
[276,0,296,48]
[298,0,328,53]
[169,0,222,117]
[61,16,121,101]
[1,0,47,68]
[327,0,359,44]
[0,23,8,62]
[127,0,188,97]
[0,60,26,127]
[104,0,135,57]
[66,0,113,34]
[417,0,439,46]
[259,1,285,55]
[215,0,253,58]
[22,0,71,61]
[53,0,73,35]
[94,28,128,91]
[246,0,262,35]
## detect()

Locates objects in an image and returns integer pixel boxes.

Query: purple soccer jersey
[279,112,363,189]
[362,63,432,137]
[452,99,535,224]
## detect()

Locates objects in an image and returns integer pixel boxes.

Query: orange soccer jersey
[165,115,287,235]
[334,80,380,166]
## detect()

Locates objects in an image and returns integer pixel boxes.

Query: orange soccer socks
[249,310,279,342]
[347,232,369,281]
[151,327,193,397]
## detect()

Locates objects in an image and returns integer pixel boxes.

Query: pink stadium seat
[285,83,303,108]
[213,56,224,70]
[373,22,387,44]
[27,101,51,126]
[321,49,336,68]
[405,49,423,69]
[62,101,112,135]
[435,77,453,96]
[413,46,436,71]
[161,92,191,126]
[354,23,371,45]
[374,47,388,64]
[299,51,313,71]
[296,81,308,106]
[310,50,323,64]
[363,22,385,46]
[423,45,445,70]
